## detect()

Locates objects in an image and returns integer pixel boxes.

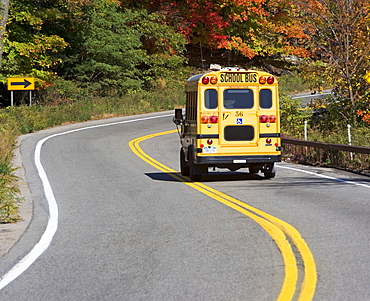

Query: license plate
[203,146,217,154]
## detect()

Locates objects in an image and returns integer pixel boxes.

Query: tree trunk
[0,0,10,66]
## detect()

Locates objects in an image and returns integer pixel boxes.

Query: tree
[120,0,310,59]
[0,0,69,85]
[0,0,186,98]
[296,0,370,111]
[68,0,186,95]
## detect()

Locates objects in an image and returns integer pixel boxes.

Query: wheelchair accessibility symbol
[236,118,243,124]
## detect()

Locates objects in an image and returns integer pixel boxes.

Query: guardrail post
[347,124,353,160]
[304,120,308,140]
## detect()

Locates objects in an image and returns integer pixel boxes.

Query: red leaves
[122,0,310,58]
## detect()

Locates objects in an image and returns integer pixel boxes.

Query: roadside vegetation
[1,0,369,221]
[279,74,370,147]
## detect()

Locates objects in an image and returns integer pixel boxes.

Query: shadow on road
[145,171,266,183]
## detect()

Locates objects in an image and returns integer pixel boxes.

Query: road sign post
[7,77,35,106]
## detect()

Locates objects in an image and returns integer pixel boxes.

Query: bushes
[0,121,20,223]
[280,96,311,138]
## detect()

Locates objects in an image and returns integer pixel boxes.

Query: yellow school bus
[173,67,281,181]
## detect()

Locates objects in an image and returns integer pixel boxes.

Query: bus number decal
[235,111,243,117]
[223,113,230,120]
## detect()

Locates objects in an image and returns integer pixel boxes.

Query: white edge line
[0,113,173,290]
[277,164,370,189]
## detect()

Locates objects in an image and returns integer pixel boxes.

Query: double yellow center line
[129,130,317,301]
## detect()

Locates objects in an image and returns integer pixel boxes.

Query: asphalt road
[289,89,333,106]
[1,112,370,300]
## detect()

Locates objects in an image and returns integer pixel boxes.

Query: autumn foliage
[121,0,311,58]
[0,0,369,111]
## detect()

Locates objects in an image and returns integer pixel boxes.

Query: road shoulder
[0,135,33,258]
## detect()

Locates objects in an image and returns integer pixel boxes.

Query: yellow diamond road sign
[7,77,35,90]
[364,71,370,85]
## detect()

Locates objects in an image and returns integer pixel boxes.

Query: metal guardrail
[281,137,370,175]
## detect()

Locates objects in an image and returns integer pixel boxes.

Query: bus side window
[260,89,272,109]
[205,89,218,109]
[224,89,254,109]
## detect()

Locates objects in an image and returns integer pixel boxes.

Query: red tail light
[260,115,277,123]
[207,139,213,145]
[209,115,218,123]
[260,115,269,123]
[201,115,218,123]
[266,138,272,144]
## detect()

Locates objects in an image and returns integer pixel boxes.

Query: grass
[278,73,314,96]
[0,122,21,222]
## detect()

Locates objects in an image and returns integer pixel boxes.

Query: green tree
[0,0,69,85]
[68,0,186,95]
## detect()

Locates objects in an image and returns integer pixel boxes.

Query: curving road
[1,112,370,300]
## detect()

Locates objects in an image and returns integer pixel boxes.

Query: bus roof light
[202,77,210,84]
[267,76,275,84]
[259,76,267,84]
[210,76,218,84]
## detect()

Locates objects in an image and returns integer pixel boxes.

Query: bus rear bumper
[196,155,281,165]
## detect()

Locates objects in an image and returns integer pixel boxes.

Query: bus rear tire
[249,165,259,174]
[263,163,276,179]
[264,172,276,179]
[180,148,190,176]
[189,163,208,181]
[188,146,206,181]
[189,166,202,181]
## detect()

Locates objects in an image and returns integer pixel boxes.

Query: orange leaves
[226,36,256,58]
[357,111,370,124]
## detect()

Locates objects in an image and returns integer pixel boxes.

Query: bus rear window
[260,89,272,109]
[224,89,254,109]
[205,89,218,109]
